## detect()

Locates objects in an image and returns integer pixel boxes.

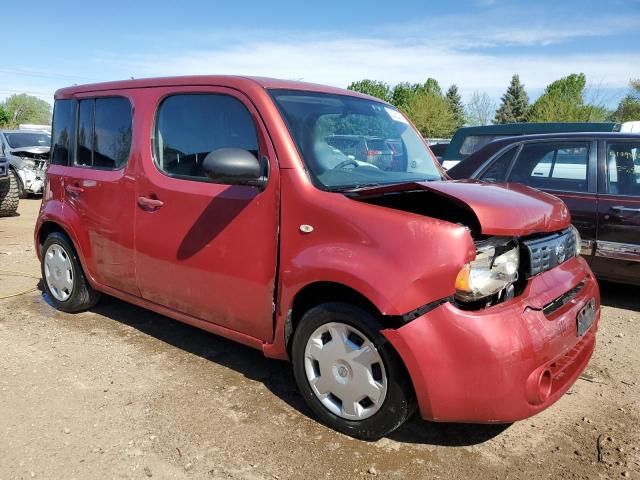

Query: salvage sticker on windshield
[385,107,409,124]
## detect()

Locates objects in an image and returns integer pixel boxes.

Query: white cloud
[2,10,638,107]
[101,36,637,100]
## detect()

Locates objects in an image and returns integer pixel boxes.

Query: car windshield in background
[4,133,51,149]
[270,90,442,190]
[459,135,512,156]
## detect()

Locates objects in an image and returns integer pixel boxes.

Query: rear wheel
[291,302,415,440]
[41,232,100,312]
[0,172,19,217]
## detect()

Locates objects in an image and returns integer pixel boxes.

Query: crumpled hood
[416,180,571,236]
[10,146,50,158]
[349,179,571,237]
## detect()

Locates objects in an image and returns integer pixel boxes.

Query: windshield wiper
[326,182,382,192]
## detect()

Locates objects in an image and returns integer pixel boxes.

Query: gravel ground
[1,198,639,480]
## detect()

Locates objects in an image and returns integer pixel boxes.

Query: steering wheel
[333,159,360,169]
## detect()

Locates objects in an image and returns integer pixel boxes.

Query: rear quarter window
[50,100,76,166]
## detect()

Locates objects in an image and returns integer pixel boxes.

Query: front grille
[522,228,576,278]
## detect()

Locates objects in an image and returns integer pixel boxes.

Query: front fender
[263,169,476,359]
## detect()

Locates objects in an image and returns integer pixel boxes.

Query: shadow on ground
[599,280,640,312]
[59,293,508,446]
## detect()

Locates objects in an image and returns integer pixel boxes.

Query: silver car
[0,130,50,197]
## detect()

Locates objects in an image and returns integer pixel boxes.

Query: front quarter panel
[265,168,475,359]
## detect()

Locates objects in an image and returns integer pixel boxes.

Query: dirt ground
[0,198,638,480]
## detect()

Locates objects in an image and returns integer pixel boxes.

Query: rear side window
[50,100,75,166]
[93,98,133,169]
[508,142,590,192]
[606,142,640,195]
[76,99,94,167]
[154,94,258,180]
[75,97,132,169]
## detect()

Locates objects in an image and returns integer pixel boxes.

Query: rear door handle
[137,196,164,210]
[65,184,84,195]
[611,206,640,213]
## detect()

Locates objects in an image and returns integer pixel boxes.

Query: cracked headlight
[455,240,519,302]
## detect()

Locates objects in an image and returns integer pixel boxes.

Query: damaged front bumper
[383,255,599,423]
[14,163,45,195]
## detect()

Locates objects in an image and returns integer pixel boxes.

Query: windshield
[4,132,51,149]
[270,90,442,190]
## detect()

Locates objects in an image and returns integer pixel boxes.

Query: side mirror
[202,148,268,190]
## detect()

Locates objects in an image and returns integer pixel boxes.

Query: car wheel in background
[0,171,19,217]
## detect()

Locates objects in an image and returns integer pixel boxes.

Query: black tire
[41,232,101,313]
[0,171,19,217]
[291,302,416,440]
[12,169,28,199]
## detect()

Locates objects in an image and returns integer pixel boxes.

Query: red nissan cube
[35,76,600,440]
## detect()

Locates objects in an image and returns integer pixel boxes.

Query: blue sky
[2,0,639,108]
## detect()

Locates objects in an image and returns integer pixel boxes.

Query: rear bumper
[383,256,599,423]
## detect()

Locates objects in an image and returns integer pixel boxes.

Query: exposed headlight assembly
[20,158,37,169]
[455,238,519,303]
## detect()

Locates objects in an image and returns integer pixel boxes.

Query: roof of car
[447,131,640,179]
[54,75,382,103]
[450,123,620,136]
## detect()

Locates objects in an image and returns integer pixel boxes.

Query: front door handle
[65,184,84,195]
[611,206,640,213]
[137,196,164,210]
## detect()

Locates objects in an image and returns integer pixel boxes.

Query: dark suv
[448,132,640,285]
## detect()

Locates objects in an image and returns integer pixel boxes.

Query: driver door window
[154,94,259,181]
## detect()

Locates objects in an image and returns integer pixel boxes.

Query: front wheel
[291,302,415,440]
[11,169,27,199]
[41,232,100,312]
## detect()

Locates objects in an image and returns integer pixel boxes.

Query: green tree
[0,106,9,127]
[527,73,605,122]
[612,79,640,122]
[391,82,422,110]
[403,90,456,138]
[445,84,465,129]
[494,74,529,124]
[1,94,52,127]
[423,78,443,97]
[390,78,443,111]
[347,79,392,102]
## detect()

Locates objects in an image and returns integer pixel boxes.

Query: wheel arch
[35,218,96,289]
[285,281,385,354]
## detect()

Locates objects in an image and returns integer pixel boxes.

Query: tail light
[366,150,383,157]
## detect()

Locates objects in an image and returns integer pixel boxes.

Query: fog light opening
[538,370,552,403]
